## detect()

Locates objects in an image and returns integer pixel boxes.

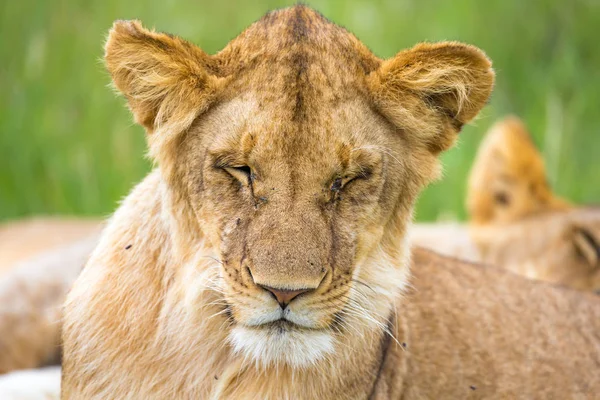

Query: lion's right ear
[367,42,494,153]
[105,20,224,156]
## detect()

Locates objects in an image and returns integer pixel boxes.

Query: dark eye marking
[329,168,372,197]
[494,191,510,206]
[331,177,343,192]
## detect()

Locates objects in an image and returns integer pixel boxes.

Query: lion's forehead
[206,90,387,170]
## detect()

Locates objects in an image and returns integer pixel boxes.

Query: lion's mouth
[244,318,324,335]
[264,319,300,333]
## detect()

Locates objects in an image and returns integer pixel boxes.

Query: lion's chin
[229,322,335,368]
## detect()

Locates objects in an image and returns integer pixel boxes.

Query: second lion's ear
[572,226,600,268]
[367,42,494,153]
[105,20,226,156]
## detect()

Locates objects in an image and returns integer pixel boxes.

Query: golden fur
[61,6,599,399]
[467,116,570,225]
[467,116,600,292]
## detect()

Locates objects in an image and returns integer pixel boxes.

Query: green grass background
[1,0,599,222]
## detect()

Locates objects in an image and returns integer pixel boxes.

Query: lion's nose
[259,285,312,308]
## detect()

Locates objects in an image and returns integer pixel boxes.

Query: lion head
[467,116,600,292]
[99,6,494,369]
[467,116,570,225]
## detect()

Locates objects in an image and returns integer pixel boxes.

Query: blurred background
[1,0,599,222]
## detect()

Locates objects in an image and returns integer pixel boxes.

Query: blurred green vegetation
[1,0,599,222]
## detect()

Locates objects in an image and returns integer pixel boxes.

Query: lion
[467,116,571,226]
[60,6,599,399]
[0,217,100,374]
[0,233,98,375]
[466,116,600,292]
[0,217,100,274]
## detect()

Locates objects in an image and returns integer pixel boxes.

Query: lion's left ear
[367,42,494,153]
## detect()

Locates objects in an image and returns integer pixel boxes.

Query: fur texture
[60,5,598,399]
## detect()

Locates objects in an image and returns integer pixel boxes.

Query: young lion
[411,116,600,292]
[62,6,599,399]
[467,116,600,292]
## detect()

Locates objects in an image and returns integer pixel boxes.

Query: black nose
[258,285,312,309]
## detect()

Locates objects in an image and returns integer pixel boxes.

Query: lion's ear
[368,42,494,153]
[105,20,224,156]
[572,226,600,268]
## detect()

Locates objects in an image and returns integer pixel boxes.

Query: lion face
[467,116,600,292]
[467,116,570,225]
[104,6,494,367]
[180,93,401,366]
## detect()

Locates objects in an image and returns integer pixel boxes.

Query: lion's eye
[330,169,372,194]
[224,166,253,185]
[494,191,510,206]
[331,177,343,192]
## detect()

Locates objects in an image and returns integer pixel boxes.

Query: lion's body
[60,6,599,399]
[396,248,599,398]
[0,234,98,374]
[0,218,100,274]
[0,218,100,373]
[471,208,600,291]
[412,117,600,293]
